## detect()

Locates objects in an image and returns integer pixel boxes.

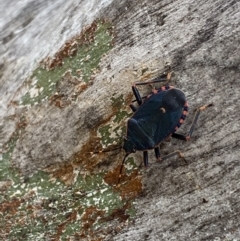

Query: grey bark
[104,1,240,240]
[1,0,240,240]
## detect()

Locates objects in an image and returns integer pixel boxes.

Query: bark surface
[1,0,240,240]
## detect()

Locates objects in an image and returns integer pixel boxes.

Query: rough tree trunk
[0,0,239,240]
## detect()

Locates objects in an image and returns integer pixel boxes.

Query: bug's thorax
[161,88,186,111]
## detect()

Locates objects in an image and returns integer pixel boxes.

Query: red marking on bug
[183,110,188,116]
[184,102,188,107]
[161,86,166,91]
[152,89,158,94]
[175,126,179,131]
[180,119,184,124]
[169,85,174,89]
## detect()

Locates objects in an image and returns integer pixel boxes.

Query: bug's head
[162,88,186,111]
[122,137,136,154]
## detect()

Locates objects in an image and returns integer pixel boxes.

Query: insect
[91,72,212,182]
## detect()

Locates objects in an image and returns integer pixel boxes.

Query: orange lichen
[45,97,122,184]
[82,206,105,229]
[45,125,113,184]
[104,165,142,200]
[49,93,69,108]
[45,162,75,185]
[101,202,131,222]
[0,198,23,214]
[43,81,143,240]
[76,206,106,241]
[119,175,142,200]
[0,198,24,236]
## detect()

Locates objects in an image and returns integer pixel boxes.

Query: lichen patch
[20,20,114,106]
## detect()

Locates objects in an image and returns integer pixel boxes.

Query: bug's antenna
[88,145,130,185]
[118,153,130,184]
[88,146,122,155]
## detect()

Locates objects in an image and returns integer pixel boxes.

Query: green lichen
[73,173,122,213]
[0,139,17,181]
[111,94,132,123]
[126,205,137,218]
[3,168,128,240]
[21,21,114,106]
[1,20,139,240]
[110,94,125,109]
[124,157,138,174]
[114,110,129,124]
[98,94,131,146]
[0,136,21,203]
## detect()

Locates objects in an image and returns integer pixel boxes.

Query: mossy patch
[0,137,18,183]
[1,109,140,241]
[20,20,114,106]
[0,118,26,203]
[1,165,139,240]
[98,94,131,147]
[1,19,143,240]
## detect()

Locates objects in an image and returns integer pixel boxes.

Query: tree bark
[104,1,240,240]
[1,0,240,240]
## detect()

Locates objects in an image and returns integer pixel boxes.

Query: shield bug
[91,72,212,182]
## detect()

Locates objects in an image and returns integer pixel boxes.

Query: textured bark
[103,1,240,240]
[1,0,240,240]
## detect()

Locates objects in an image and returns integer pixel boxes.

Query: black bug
[91,72,212,182]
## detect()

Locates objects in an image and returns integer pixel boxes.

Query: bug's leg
[154,146,161,160]
[118,153,130,184]
[187,104,213,139]
[143,151,149,167]
[131,72,172,107]
[131,84,143,105]
[131,74,170,107]
[172,103,213,141]
[160,150,186,163]
[135,72,172,86]
[171,132,187,140]
[130,103,138,112]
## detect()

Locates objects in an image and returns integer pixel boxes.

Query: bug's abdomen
[127,109,183,150]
